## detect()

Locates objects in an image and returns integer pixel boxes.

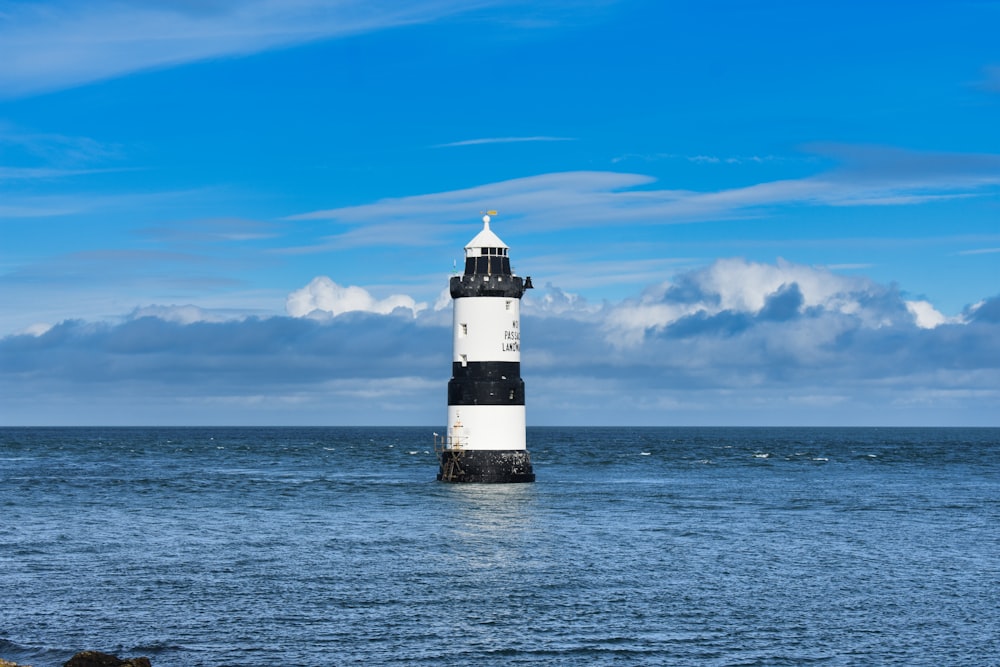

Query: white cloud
[286,276,426,318]
[433,287,453,312]
[700,258,851,312]
[129,304,244,325]
[905,300,951,329]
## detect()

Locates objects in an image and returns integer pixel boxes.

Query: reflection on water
[434,483,539,570]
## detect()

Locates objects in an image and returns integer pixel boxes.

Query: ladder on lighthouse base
[434,428,467,482]
[439,449,466,482]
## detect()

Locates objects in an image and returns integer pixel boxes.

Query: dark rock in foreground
[63,651,151,667]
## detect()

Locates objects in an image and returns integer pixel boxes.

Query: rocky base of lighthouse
[437,449,535,483]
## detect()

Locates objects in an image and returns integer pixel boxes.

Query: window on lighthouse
[460,323,468,336]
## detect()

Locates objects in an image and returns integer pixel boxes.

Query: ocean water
[1,427,998,667]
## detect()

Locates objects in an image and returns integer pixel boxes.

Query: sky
[1,0,999,426]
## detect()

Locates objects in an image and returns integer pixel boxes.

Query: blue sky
[2,0,999,426]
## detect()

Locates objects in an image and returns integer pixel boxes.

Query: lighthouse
[436,213,535,483]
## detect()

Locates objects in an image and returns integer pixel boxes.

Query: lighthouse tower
[437,213,535,483]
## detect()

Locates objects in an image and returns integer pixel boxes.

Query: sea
[1,427,998,667]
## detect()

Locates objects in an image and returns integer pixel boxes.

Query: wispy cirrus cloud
[286,145,1000,243]
[0,166,115,180]
[0,197,90,218]
[0,0,505,98]
[137,217,282,244]
[0,124,123,165]
[975,65,1000,93]
[0,125,127,187]
[434,136,576,148]
[284,170,661,231]
[0,187,218,219]
[612,152,792,165]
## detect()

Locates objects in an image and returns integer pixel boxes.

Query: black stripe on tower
[450,275,526,299]
[438,449,534,483]
[449,361,525,406]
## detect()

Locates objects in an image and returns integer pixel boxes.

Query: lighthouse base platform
[437,449,535,483]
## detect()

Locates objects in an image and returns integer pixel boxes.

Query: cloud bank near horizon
[4,258,998,426]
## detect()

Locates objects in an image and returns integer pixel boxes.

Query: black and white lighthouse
[436,213,535,483]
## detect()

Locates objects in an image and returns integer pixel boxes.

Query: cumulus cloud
[433,287,453,312]
[905,300,952,329]
[598,258,913,346]
[286,277,426,318]
[528,283,596,317]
